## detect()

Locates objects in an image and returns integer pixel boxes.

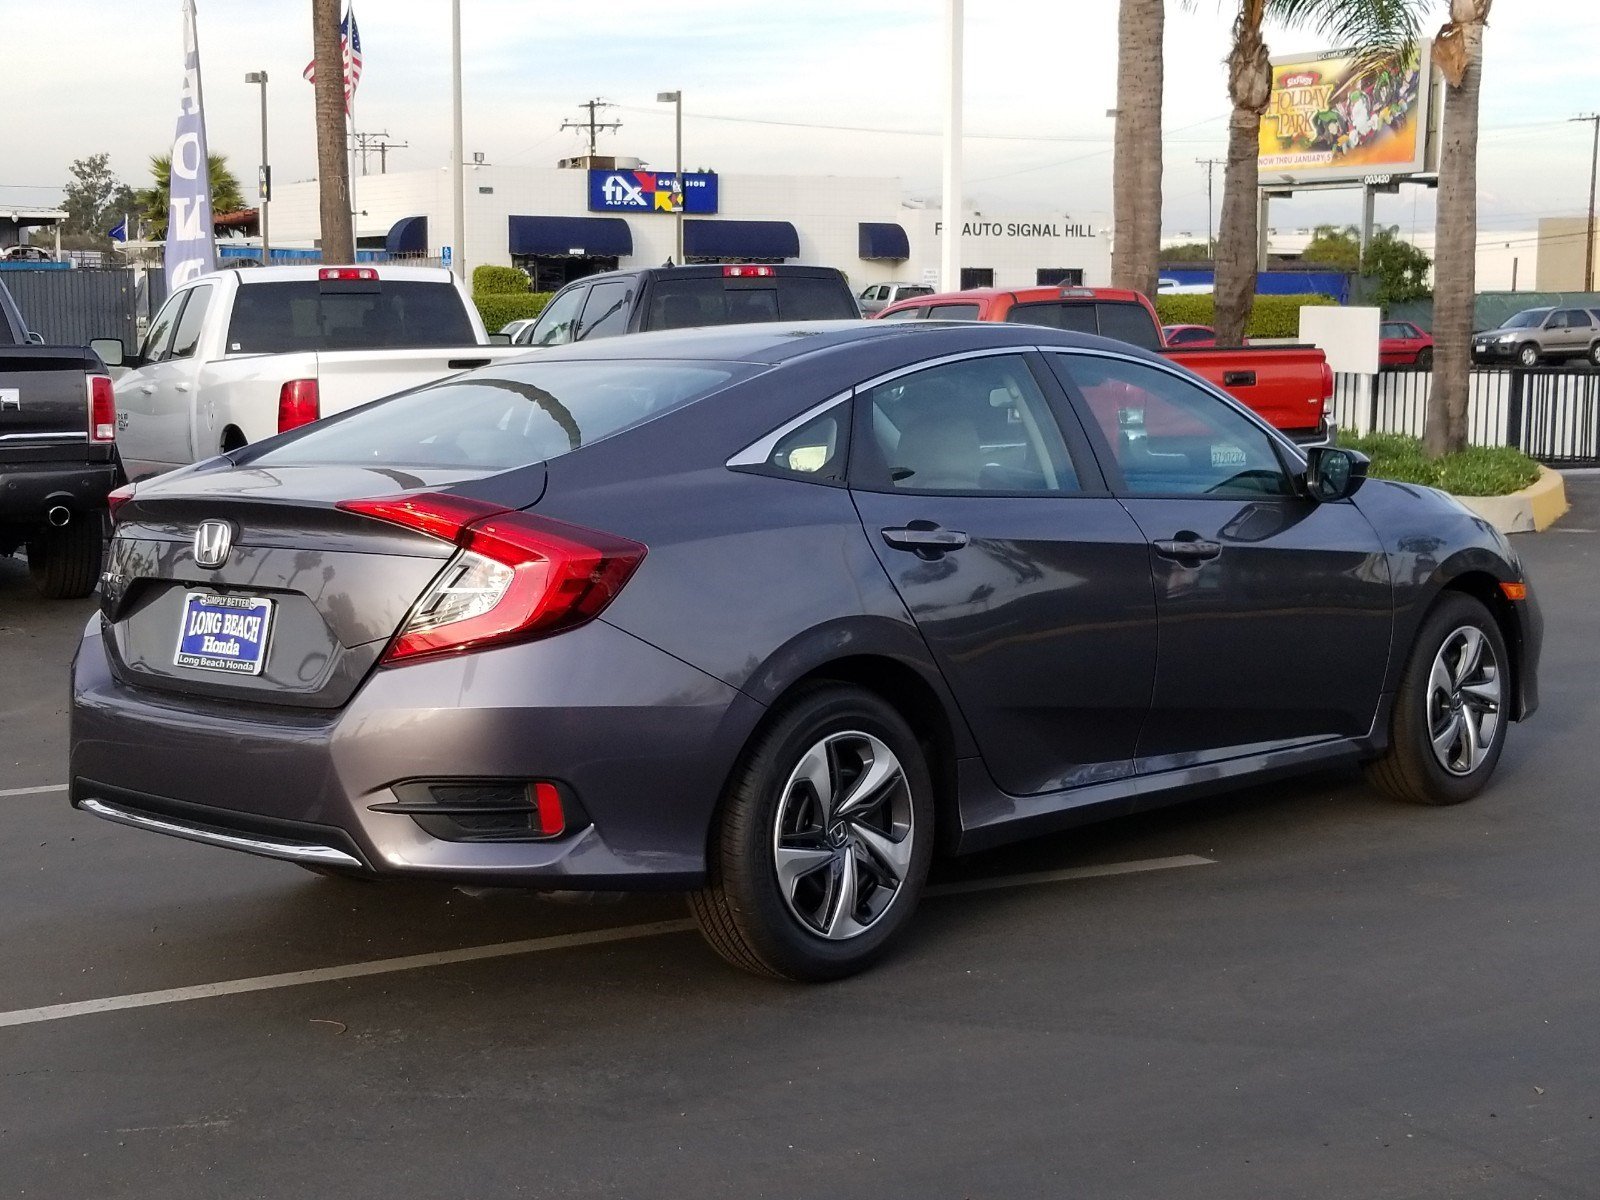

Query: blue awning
[858,222,910,261]
[385,215,428,256]
[508,215,632,258]
[684,219,799,260]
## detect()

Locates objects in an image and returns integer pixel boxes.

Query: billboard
[1257,43,1432,182]
[588,169,718,214]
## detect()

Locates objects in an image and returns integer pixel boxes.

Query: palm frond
[1266,0,1426,65]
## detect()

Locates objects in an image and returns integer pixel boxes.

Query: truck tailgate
[311,346,530,417]
[1162,345,1331,438]
[0,348,91,453]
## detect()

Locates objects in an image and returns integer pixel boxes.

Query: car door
[115,287,191,476]
[848,350,1158,796]
[1558,309,1595,360]
[518,284,587,346]
[1045,349,1392,773]
[158,280,216,464]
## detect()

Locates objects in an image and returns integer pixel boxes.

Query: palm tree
[312,0,354,263]
[1111,0,1167,299]
[1211,0,1425,346]
[134,153,245,240]
[1423,0,1492,458]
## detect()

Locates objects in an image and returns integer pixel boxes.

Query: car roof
[888,285,1149,306]
[231,264,456,284]
[515,318,1152,368]
[553,263,847,290]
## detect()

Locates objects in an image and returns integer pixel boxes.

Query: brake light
[1320,362,1335,402]
[1060,287,1096,298]
[107,482,135,522]
[88,374,116,442]
[724,265,775,277]
[319,267,378,281]
[337,492,647,663]
[278,379,321,432]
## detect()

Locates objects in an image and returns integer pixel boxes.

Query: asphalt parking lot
[3,480,1598,1200]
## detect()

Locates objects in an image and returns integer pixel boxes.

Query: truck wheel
[26,520,103,600]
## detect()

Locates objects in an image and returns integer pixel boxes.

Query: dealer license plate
[174,592,274,675]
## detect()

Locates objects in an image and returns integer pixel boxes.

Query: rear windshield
[249,360,751,471]
[227,280,476,353]
[1005,300,1163,351]
[647,276,855,330]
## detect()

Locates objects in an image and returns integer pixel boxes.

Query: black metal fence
[1,267,155,347]
[1333,365,1600,467]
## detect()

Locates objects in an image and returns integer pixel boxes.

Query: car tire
[26,520,103,600]
[690,683,935,981]
[1588,342,1600,369]
[1366,593,1510,807]
[1415,348,1433,370]
[1517,344,1540,369]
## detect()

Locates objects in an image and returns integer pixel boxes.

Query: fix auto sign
[588,169,718,214]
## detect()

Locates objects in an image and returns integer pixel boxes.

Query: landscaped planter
[1450,466,1568,535]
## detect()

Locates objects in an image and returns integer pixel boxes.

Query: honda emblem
[193,520,233,569]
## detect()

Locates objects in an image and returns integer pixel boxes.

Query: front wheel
[1366,593,1510,806]
[1588,342,1600,369]
[690,684,934,981]
[1517,344,1540,369]
[1415,348,1433,370]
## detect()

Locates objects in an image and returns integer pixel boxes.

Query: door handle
[175,382,190,392]
[1152,534,1222,564]
[881,524,969,558]
[139,385,156,395]
[448,357,490,370]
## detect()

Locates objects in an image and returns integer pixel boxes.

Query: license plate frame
[173,592,275,676]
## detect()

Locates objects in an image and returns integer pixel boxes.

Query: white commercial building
[262,162,1110,295]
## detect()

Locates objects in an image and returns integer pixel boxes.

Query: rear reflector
[532,782,566,836]
[107,482,135,522]
[723,265,775,277]
[337,492,647,663]
[88,374,116,443]
[319,267,378,281]
[277,379,321,433]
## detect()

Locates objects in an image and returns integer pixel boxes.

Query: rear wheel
[690,685,934,981]
[1366,593,1509,806]
[26,519,103,599]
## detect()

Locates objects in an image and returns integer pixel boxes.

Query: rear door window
[250,360,755,471]
[227,280,476,353]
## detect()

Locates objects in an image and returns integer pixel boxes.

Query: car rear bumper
[70,616,764,889]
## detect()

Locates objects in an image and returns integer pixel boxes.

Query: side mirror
[1305,446,1368,503]
[89,337,126,367]
[486,332,512,345]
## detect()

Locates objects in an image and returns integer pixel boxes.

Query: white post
[939,0,963,292]
[450,0,466,282]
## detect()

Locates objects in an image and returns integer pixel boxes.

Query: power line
[352,131,408,175]
[560,98,622,157]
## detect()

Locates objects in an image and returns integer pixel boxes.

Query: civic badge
[193,520,233,569]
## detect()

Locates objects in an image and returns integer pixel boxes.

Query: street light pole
[245,71,270,262]
[940,0,964,292]
[657,91,684,265]
[450,0,466,282]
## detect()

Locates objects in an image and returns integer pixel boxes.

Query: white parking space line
[0,784,67,798]
[0,854,1213,1030]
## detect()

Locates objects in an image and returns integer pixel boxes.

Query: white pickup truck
[92,265,526,479]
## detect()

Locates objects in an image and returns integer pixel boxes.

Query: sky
[1,0,1592,246]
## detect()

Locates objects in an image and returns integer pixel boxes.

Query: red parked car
[1162,324,1217,347]
[1380,320,1433,369]
[876,286,1334,444]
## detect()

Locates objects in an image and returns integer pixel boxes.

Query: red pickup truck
[875,285,1334,444]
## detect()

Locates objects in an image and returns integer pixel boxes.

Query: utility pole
[561,99,622,157]
[1196,157,1224,259]
[376,136,407,174]
[353,131,408,175]
[1573,113,1600,292]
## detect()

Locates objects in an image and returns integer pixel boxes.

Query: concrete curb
[1451,466,1569,535]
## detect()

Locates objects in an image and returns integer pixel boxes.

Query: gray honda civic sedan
[72,321,1541,980]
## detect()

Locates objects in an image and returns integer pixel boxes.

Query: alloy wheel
[1426,625,1502,776]
[771,730,915,940]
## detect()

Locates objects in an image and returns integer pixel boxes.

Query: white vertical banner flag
[165,0,217,289]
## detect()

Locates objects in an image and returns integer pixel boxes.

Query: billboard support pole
[1256,190,1271,272]
[1359,184,1377,257]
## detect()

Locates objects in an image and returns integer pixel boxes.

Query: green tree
[1160,242,1216,263]
[1301,224,1361,271]
[1212,0,1426,346]
[133,152,245,240]
[1363,229,1432,306]
[61,153,136,241]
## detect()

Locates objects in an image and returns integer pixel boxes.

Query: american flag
[303,5,362,115]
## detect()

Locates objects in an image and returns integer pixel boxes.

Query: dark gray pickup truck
[1,278,120,598]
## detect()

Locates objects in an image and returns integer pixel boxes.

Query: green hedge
[1153,293,1337,339]
[473,292,553,331]
[473,264,532,295]
[1340,432,1541,497]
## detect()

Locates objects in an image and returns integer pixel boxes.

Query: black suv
[511,264,859,346]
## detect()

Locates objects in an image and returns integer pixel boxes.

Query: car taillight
[319,267,378,281]
[107,482,135,522]
[278,379,320,432]
[1320,362,1335,401]
[88,374,115,443]
[336,492,647,663]
[724,265,775,277]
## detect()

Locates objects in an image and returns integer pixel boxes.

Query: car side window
[576,280,632,341]
[878,306,924,321]
[526,287,585,346]
[1559,309,1591,329]
[168,283,214,359]
[861,355,1078,494]
[1051,354,1294,500]
[1544,312,1566,329]
[140,291,188,362]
